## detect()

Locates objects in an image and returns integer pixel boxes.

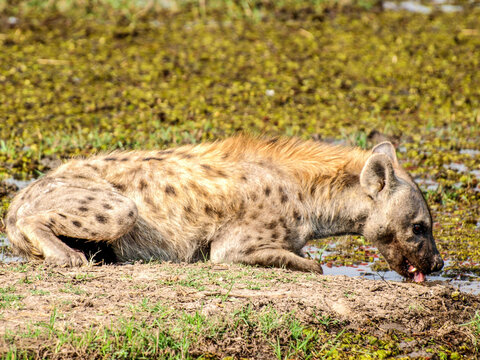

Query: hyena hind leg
[13,188,138,266]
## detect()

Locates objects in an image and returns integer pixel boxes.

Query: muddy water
[305,245,480,295]
[0,234,22,263]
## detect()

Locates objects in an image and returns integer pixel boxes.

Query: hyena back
[6,136,443,281]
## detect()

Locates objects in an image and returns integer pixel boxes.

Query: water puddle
[415,177,440,192]
[305,245,480,295]
[383,0,469,13]
[0,234,22,263]
[460,149,480,157]
[3,178,33,190]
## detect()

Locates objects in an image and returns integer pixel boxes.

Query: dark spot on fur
[78,199,88,205]
[266,221,277,230]
[243,246,257,256]
[103,203,113,210]
[90,231,98,237]
[117,218,124,225]
[257,236,263,241]
[201,164,227,178]
[78,207,89,212]
[95,214,108,224]
[189,181,208,198]
[271,231,279,240]
[120,158,129,162]
[139,180,148,190]
[158,149,174,155]
[250,193,258,202]
[87,196,95,201]
[205,205,224,218]
[204,205,212,215]
[179,153,193,159]
[241,175,248,182]
[59,214,67,219]
[215,169,227,177]
[298,192,304,202]
[278,187,288,203]
[264,186,271,197]
[143,157,165,162]
[86,164,99,171]
[258,203,264,210]
[144,195,155,207]
[72,220,82,228]
[267,137,280,145]
[284,228,295,242]
[165,185,176,196]
[250,212,259,220]
[222,153,230,160]
[293,210,301,223]
[74,175,88,180]
[236,201,246,220]
[104,157,117,161]
[111,182,126,192]
[128,210,134,217]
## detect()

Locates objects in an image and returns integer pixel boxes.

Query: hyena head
[359,142,444,282]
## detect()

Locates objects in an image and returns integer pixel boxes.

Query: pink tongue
[414,271,425,283]
[408,265,426,282]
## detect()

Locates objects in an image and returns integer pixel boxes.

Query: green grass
[0,286,23,309]
[2,303,357,359]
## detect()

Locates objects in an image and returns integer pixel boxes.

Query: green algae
[0,2,479,278]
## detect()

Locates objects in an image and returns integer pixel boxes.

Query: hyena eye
[412,223,426,236]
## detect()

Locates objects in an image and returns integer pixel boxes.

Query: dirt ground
[1,261,478,358]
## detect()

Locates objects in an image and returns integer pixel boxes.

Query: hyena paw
[45,249,88,267]
[309,261,323,274]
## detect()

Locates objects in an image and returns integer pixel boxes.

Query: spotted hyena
[6,136,443,281]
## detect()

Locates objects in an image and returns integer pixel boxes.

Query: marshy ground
[0,0,479,358]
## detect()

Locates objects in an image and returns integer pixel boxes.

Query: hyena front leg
[14,187,138,266]
[238,247,323,273]
[210,227,323,273]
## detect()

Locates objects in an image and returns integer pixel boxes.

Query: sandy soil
[0,261,478,358]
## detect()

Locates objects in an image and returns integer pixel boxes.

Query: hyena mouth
[404,258,426,283]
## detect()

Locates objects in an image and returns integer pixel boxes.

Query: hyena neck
[301,156,372,239]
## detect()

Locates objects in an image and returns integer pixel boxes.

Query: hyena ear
[360,153,396,198]
[372,142,398,166]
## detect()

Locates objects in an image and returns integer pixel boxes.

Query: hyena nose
[431,255,444,273]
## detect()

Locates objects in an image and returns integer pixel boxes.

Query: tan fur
[5,135,443,277]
